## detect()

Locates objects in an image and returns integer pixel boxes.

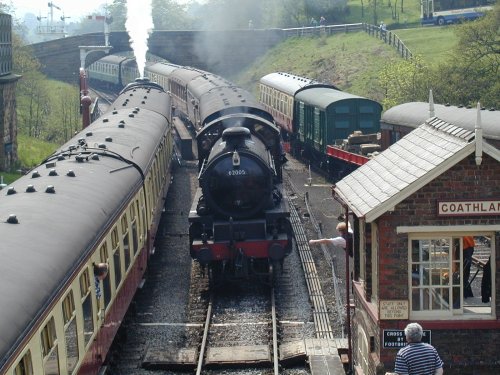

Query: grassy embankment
[1,135,58,184]
[232,26,458,102]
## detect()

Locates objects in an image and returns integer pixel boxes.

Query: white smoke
[125,0,153,78]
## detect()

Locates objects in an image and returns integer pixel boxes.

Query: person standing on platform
[394,323,444,375]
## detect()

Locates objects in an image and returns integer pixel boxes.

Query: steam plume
[125,0,153,78]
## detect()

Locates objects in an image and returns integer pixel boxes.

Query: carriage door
[298,102,305,142]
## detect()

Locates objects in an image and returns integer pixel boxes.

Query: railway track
[193,272,280,374]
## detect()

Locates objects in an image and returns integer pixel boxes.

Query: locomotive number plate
[227,169,247,176]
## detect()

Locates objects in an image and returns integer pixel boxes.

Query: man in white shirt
[309,222,353,257]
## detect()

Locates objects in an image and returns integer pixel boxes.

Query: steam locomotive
[88,57,293,279]
[0,79,173,374]
[178,67,293,279]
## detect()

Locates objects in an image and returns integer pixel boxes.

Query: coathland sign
[437,200,500,217]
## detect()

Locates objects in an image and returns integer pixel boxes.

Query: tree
[151,0,191,30]
[12,33,48,138]
[454,4,499,79]
[378,55,430,109]
[431,4,499,108]
[105,0,127,31]
[191,0,266,29]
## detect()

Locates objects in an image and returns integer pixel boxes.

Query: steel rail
[195,291,213,375]
[270,268,279,375]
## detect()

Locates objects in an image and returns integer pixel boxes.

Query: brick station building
[333,116,500,374]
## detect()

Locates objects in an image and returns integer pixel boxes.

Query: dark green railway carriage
[294,87,382,157]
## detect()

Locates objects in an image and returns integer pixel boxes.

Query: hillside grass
[395,26,458,63]
[232,26,458,102]
[17,134,58,169]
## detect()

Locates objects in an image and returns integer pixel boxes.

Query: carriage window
[334,120,349,129]
[334,105,350,114]
[359,105,375,113]
[41,317,59,375]
[359,119,376,129]
[130,203,139,255]
[62,292,79,374]
[410,235,492,319]
[112,228,122,288]
[13,351,33,375]
[121,214,131,271]
[99,243,111,309]
[80,269,94,347]
[140,193,147,243]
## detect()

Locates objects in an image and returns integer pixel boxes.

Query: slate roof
[334,117,479,222]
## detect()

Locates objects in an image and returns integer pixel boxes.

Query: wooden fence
[363,23,413,59]
[282,23,364,38]
[282,22,413,60]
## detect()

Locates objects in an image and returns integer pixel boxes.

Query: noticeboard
[383,329,431,349]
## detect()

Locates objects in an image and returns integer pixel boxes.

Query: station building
[333,114,500,374]
[0,12,20,172]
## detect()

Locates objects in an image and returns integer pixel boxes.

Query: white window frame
[398,225,496,320]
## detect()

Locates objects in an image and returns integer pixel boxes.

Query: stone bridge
[28,24,364,83]
[28,29,286,83]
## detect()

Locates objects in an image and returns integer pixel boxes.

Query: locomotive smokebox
[199,126,274,219]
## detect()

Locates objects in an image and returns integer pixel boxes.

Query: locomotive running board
[205,345,271,367]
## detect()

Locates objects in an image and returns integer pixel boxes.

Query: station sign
[383,329,431,349]
[437,199,500,216]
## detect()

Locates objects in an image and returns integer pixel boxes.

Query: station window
[40,317,60,375]
[79,269,94,347]
[409,234,493,319]
[62,292,79,374]
[13,351,33,375]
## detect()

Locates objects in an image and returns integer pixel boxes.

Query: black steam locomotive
[170,67,293,279]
